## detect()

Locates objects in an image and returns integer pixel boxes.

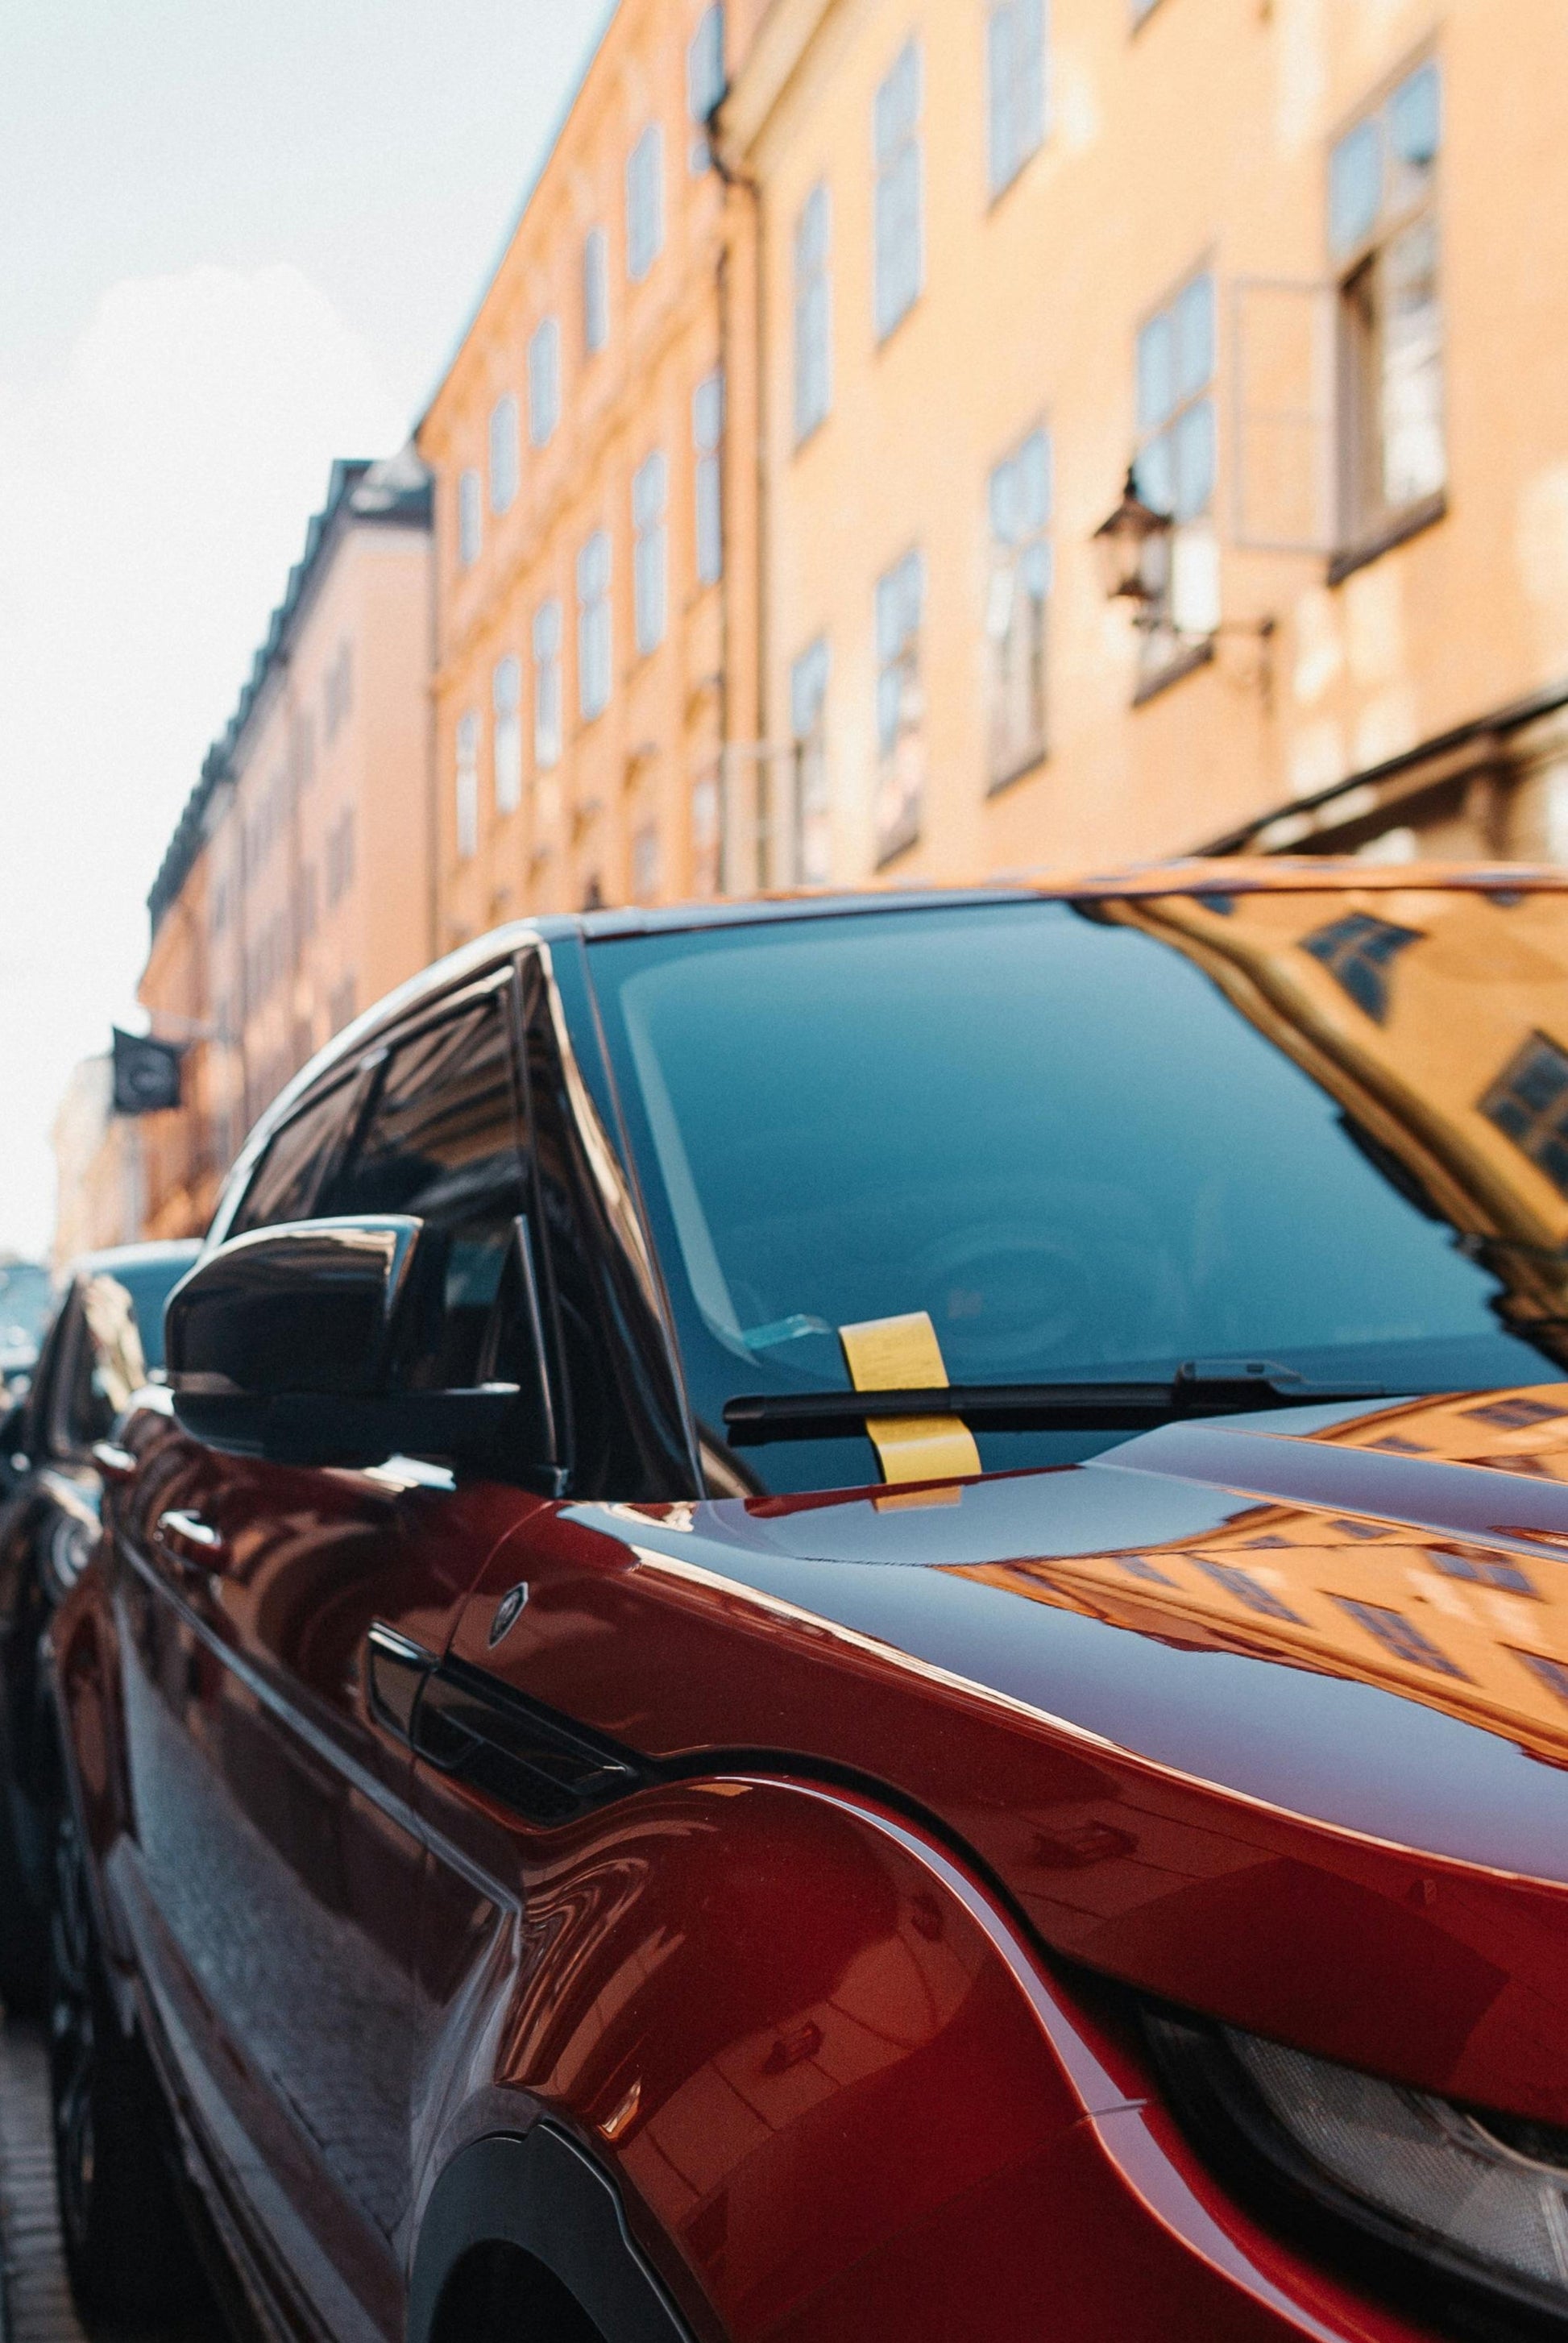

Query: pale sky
[0,0,607,1258]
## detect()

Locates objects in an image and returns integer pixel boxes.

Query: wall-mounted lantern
[1092,467,1172,608]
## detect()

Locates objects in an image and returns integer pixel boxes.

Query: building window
[986,425,1051,786]
[1481,1033,1568,1197]
[533,599,562,769]
[873,41,923,342]
[583,226,609,355]
[1135,269,1216,527]
[693,371,724,586]
[456,711,479,859]
[1428,1548,1536,1597]
[633,450,668,655]
[325,807,356,906]
[789,637,832,885]
[1463,1394,1565,1429]
[1132,267,1217,660]
[493,655,522,814]
[1514,1648,1568,1710]
[1197,1560,1305,1624]
[687,2,724,168]
[457,467,483,566]
[874,548,923,864]
[577,529,612,721]
[489,392,519,514]
[794,182,832,443]
[528,317,560,447]
[1301,910,1421,1022]
[1336,1597,1468,1679]
[626,123,665,283]
[633,823,662,903]
[322,638,353,742]
[1331,59,1444,547]
[987,0,1045,197]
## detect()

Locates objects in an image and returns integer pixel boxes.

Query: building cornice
[723,0,840,158]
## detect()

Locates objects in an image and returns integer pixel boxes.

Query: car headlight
[1146,2006,1568,2332]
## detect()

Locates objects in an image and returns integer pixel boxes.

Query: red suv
[44,872,1568,2342]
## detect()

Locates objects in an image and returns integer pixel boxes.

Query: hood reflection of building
[948,1389,1568,1776]
[960,878,1568,1773]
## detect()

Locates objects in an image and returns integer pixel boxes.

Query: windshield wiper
[722,1360,1388,1443]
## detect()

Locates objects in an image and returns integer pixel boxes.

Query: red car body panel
[46,873,1568,2341]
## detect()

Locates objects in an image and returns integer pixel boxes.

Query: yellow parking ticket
[839,1310,981,1486]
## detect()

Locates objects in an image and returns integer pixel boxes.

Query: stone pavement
[0,2014,89,2343]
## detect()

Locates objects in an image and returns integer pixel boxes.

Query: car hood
[492,1385,1568,2122]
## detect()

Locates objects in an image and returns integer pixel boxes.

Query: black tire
[0,1769,50,2014]
[48,1810,209,2328]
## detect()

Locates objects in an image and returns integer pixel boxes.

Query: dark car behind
[0,1238,198,2005]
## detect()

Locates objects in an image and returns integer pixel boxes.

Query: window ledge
[1132,634,1215,707]
[986,749,1048,798]
[1327,490,1447,587]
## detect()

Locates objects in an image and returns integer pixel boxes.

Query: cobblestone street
[0,2016,89,2343]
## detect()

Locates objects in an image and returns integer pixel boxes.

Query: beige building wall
[727,0,1568,882]
[418,0,770,938]
[185,452,433,1168]
[51,1057,139,1266]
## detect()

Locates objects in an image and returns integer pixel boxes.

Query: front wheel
[48,1811,209,2326]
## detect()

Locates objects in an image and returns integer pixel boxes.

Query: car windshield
[590,889,1568,1493]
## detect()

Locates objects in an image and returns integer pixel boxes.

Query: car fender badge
[488,1581,530,1646]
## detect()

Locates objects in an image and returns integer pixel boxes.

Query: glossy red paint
[45,873,1568,2342]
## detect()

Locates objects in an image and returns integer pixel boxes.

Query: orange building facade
[137,452,435,1239]
[417,0,770,938]
[720,0,1568,883]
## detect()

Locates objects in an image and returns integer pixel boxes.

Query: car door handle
[154,1508,227,1571]
[366,1622,438,1741]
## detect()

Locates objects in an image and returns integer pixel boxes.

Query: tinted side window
[230,1080,361,1237]
[322,997,525,1391]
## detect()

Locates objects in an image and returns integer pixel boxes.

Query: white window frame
[987,0,1046,198]
[457,467,483,566]
[583,226,609,353]
[1329,56,1445,549]
[493,655,522,815]
[488,393,519,514]
[789,636,832,885]
[625,124,665,283]
[873,547,924,863]
[455,711,480,857]
[873,41,923,342]
[577,530,612,721]
[633,450,668,656]
[793,182,832,443]
[985,425,1052,787]
[693,371,724,587]
[528,317,561,447]
[533,599,562,769]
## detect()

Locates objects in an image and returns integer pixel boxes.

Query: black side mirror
[164,1217,558,1481]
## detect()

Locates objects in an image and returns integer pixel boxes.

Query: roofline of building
[1197,671,1568,858]
[146,453,433,939]
[413,0,621,442]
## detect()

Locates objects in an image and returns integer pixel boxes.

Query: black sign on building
[111,1029,184,1116]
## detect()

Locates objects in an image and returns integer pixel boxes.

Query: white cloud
[0,263,406,1256]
